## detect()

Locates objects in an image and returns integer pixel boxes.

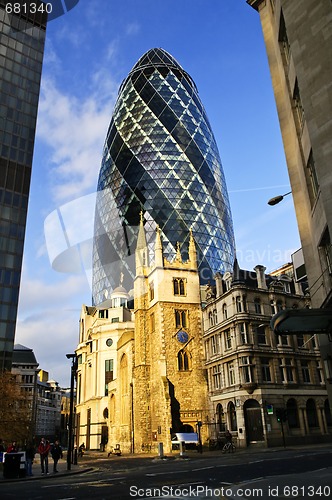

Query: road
[1,446,332,499]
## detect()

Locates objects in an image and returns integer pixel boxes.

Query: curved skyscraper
[92,48,235,305]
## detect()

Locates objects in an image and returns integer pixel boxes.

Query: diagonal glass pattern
[92,48,235,305]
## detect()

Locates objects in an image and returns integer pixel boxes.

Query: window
[224,329,232,350]
[270,300,277,315]
[178,350,190,371]
[149,282,154,301]
[175,309,187,328]
[276,300,283,312]
[296,334,305,348]
[105,359,114,396]
[293,79,305,130]
[306,150,319,204]
[279,358,296,383]
[261,358,272,382]
[211,335,216,355]
[213,309,218,325]
[228,401,237,431]
[319,228,332,276]
[316,360,323,383]
[236,296,242,313]
[278,334,289,346]
[99,309,108,319]
[209,312,213,327]
[222,303,227,319]
[227,361,236,386]
[240,356,253,383]
[236,296,246,313]
[212,364,222,389]
[173,278,186,295]
[278,10,291,64]
[301,360,311,383]
[255,324,267,345]
[238,322,248,344]
[254,299,261,314]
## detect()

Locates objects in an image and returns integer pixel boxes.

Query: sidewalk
[0,454,93,483]
[1,441,331,483]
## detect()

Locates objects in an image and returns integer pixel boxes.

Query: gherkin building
[92,48,235,305]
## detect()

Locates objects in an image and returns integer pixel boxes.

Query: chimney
[254,265,267,289]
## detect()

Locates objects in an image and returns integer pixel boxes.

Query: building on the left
[8,344,67,444]
[0,1,47,370]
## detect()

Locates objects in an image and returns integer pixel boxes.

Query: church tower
[133,217,208,453]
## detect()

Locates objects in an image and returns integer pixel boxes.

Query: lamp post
[66,353,77,471]
[267,191,292,206]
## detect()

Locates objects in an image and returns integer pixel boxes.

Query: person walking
[38,437,50,474]
[50,440,63,473]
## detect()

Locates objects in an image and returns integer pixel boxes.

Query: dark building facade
[0,2,47,369]
[92,48,235,305]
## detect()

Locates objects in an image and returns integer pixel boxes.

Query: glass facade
[0,2,47,370]
[93,48,235,305]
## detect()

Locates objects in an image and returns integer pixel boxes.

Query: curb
[1,466,94,483]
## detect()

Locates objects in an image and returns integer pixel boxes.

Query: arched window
[306,398,318,428]
[175,309,187,328]
[173,278,186,295]
[209,312,213,327]
[286,398,299,428]
[178,350,191,371]
[213,309,218,325]
[228,401,237,431]
[222,304,227,319]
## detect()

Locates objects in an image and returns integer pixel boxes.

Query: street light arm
[267,191,292,206]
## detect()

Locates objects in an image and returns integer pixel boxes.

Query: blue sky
[15,0,300,386]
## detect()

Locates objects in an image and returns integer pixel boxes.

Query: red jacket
[38,441,50,456]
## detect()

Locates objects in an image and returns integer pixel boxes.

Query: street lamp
[267,191,292,206]
[66,353,77,471]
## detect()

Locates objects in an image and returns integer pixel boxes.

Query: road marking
[146,470,191,476]
[192,466,215,471]
[248,460,264,464]
[42,477,126,488]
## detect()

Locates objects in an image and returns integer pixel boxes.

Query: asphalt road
[1,446,332,499]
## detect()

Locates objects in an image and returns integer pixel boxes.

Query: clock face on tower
[176,330,189,344]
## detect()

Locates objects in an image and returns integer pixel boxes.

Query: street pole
[66,354,76,471]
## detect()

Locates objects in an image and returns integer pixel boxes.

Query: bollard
[179,440,186,457]
[158,442,164,458]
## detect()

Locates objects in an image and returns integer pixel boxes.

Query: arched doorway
[244,399,264,444]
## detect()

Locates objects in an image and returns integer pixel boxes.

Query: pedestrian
[50,440,63,473]
[38,437,50,474]
[25,442,35,477]
[0,439,5,452]
[6,441,18,453]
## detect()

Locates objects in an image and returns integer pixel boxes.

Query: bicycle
[221,441,236,453]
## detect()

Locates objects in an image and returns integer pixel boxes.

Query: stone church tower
[133,214,209,453]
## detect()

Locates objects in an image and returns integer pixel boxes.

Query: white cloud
[37,74,118,204]
[125,22,140,36]
[16,272,91,386]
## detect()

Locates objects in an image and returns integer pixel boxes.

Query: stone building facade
[133,216,208,454]
[75,292,134,451]
[247,0,332,406]
[203,262,332,447]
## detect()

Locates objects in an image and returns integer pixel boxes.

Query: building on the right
[247,0,332,405]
